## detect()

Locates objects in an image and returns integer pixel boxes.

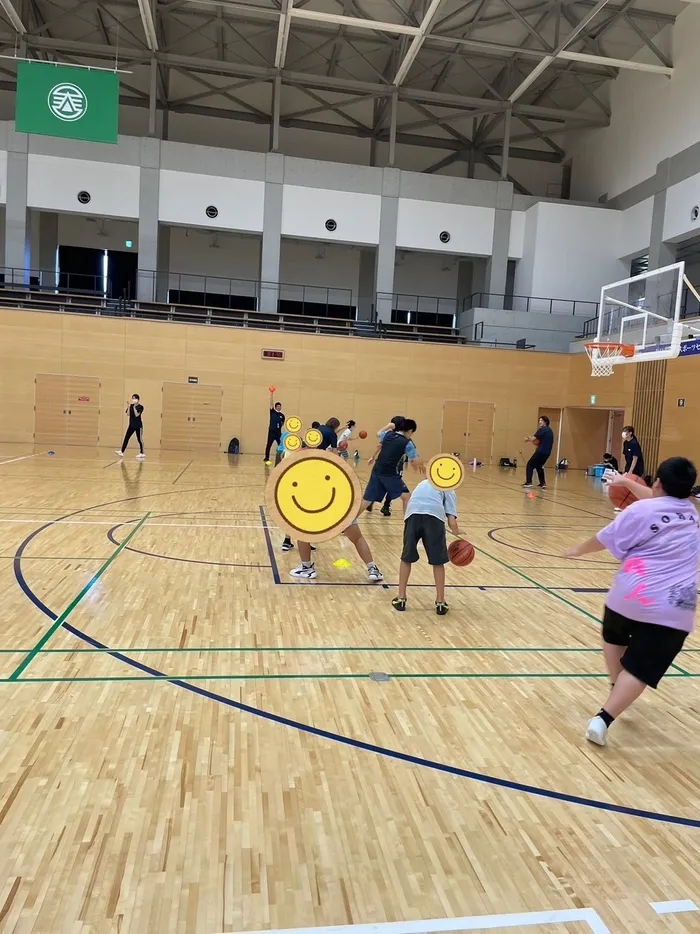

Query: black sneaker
[435,602,449,616]
[366,503,374,512]
[521,483,533,489]
[281,539,294,552]
[392,596,406,611]
[538,483,548,490]
[380,506,391,517]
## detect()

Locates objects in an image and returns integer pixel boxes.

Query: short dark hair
[326,417,340,430]
[274,402,282,409]
[401,418,417,433]
[132,393,140,400]
[603,452,613,460]
[656,457,697,499]
[391,415,405,430]
[311,421,320,429]
[347,420,356,428]
[539,415,550,426]
[623,425,635,435]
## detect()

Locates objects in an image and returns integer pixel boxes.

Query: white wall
[394,250,459,303]
[27,155,140,218]
[619,198,653,260]
[567,8,698,201]
[159,170,264,233]
[281,186,380,245]
[167,227,260,296]
[279,240,360,303]
[514,202,626,303]
[664,173,700,242]
[396,200,494,256]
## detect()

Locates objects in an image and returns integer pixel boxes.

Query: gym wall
[0,307,578,459]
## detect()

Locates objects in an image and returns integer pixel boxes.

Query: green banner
[15,62,119,143]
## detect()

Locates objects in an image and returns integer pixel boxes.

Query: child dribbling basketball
[565,457,699,747]
[392,478,460,616]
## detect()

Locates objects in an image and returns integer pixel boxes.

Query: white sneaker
[289,563,317,579]
[136,453,146,459]
[114,450,124,456]
[368,564,383,582]
[613,507,622,513]
[585,716,608,746]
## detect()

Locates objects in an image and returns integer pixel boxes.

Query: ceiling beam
[393,0,445,86]
[274,0,292,67]
[509,0,613,103]
[136,0,159,51]
[0,0,26,33]
[291,8,419,37]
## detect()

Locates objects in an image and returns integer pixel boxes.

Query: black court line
[9,487,700,830]
[107,524,272,570]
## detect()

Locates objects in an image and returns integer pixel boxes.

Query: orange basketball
[359,430,367,439]
[608,474,647,511]
[448,539,475,567]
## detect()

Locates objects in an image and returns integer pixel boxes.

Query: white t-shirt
[338,427,352,444]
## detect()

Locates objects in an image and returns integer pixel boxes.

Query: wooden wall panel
[632,359,667,473]
[659,353,700,467]
[0,308,638,462]
[560,408,610,470]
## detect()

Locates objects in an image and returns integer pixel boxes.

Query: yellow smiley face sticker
[266,448,362,542]
[285,416,302,433]
[283,433,302,453]
[427,453,464,492]
[304,428,322,448]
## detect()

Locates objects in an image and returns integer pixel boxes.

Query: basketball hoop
[584,342,635,377]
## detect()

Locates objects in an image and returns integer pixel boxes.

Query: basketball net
[584,342,634,377]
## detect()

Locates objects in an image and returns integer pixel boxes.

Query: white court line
[223,908,611,934]
[650,899,699,915]
[0,453,42,466]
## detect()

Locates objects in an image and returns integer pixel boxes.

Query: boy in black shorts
[361,419,420,514]
[565,457,699,747]
[392,477,460,616]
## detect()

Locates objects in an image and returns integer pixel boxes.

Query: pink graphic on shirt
[622,557,647,577]
[621,558,655,607]
[624,582,654,607]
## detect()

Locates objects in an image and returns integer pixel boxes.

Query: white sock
[302,561,314,568]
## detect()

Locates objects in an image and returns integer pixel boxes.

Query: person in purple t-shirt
[565,457,699,747]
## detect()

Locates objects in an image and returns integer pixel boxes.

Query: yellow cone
[332,558,352,568]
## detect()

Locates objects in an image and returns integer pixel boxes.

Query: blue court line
[11,493,700,832]
[259,504,281,584]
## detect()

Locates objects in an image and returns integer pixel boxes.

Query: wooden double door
[34,374,100,446]
[441,401,495,464]
[161,382,223,451]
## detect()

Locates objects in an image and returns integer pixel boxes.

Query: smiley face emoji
[285,416,302,433]
[283,433,302,453]
[266,448,362,542]
[427,453,464,492]
[304,428,322,448]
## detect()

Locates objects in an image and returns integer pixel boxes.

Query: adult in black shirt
[523,415,554,489]
[622,426,644,476]
[116,394,145,458]
[264,389,285,464]
[362,419,420,513]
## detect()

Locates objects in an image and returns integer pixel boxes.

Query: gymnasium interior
[2,0,700,932]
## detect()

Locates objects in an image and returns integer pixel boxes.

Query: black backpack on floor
[227,437,239,454]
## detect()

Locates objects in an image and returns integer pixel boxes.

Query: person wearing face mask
[622,426,644,477]
[116,394,145,459]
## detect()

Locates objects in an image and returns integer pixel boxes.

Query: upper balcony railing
[466,292,599,316]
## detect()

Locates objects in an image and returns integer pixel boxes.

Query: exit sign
[188,376,198,384]
[590,394,596,405]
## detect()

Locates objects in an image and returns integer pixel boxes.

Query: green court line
[172,461,193,485]
[470,541,691,676]
[1,671,699,685]
[8,513,151,681]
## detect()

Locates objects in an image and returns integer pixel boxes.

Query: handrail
[0,284,540,349]
[466,292,598,316]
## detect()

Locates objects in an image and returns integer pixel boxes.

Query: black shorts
[602,606,687,689]
[401,514,449,566]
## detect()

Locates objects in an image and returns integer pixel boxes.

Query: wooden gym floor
[1,445,700,934]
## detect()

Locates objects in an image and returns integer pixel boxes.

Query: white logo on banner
[48,83,88,121]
